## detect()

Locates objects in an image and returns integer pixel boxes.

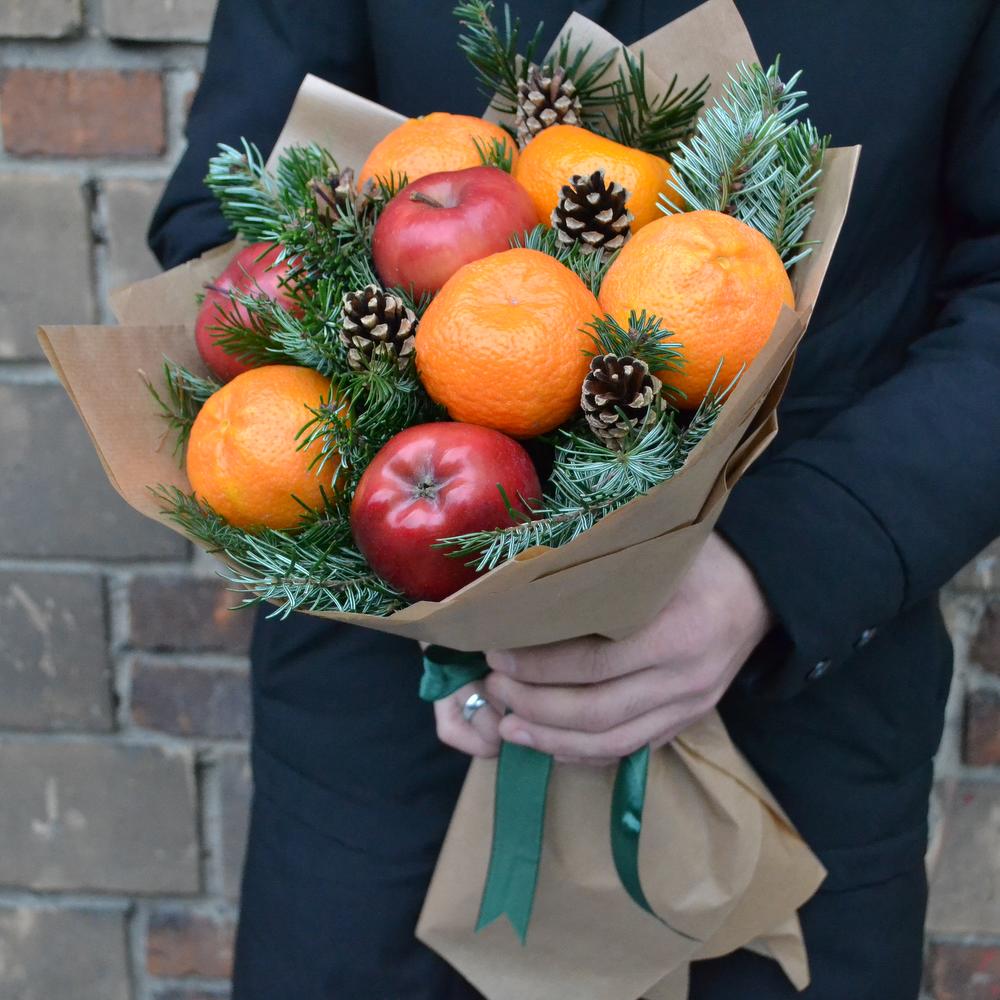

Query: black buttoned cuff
[717,456,905,699]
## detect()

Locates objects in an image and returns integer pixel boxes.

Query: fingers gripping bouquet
[38,1,859,997]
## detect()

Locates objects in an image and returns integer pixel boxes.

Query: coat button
[855,627,878,648]
[807,659,832,681]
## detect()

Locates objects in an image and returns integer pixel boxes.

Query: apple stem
[409,191,445,209]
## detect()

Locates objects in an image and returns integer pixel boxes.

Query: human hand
[435,532,772,763]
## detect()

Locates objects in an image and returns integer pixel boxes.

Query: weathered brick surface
[1,69,165,158]
[218,752,252,900]
[128,575,254,654]
[103,178,167,297]
[103,0,219,42]
[0,384,187,560]
[0,907,129,1000]
[0,570,112,732]
[0,172,95,359]
[0,741,199,893]
[131,660,250,739]
[927,782,1000,935]
[973,603,1000,674]
[147,908,235,978]
[965,689,1000,766]
[0,0,81,38]
[926,942,1000,1000]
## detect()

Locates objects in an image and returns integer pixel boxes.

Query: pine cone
[552,170,632,254]
[515,63,582,146]
[313,167,376,219]
[340,285,416,371]
[581,354,661,447]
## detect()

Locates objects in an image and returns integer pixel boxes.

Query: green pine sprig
[605,53,709,160]
[151,485,404,617]
[455,0,544,113]
[297,358,439,491]
[454,1,616,119]
[664,59,827,267]
[437,399,704,571]
[585,311,685,386]
[474,135,515,172]
[143,360,221,461]
[756,119,829,266]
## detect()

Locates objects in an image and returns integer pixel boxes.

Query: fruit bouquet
[39,1,859,997]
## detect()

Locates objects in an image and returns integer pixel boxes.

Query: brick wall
[0,4,996,999]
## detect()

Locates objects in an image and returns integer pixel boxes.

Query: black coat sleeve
[718,7,1000,698]
[148,0,375,270]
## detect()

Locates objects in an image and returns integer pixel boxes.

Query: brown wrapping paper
[36,2,859,996]
[418,714,824,1000]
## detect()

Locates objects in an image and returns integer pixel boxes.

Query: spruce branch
[454,1,615,116]
[604,53,709,160]
[584,311,685,384]
[677,362,742,463]
[760,120,829,265]
[297,358,436,491]
[143,360,220,461]
[664,59,826,267]
[455,0,544,112]
[437,401,706,570]
[474,135,515,172]
[150,486,404,617]
[205,139,285,244]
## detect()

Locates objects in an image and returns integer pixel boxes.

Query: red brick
[973,603,1000,675]
[964,689,1000,766]
[147,909,235,979]
[1,69,164,158]
[927,942,1000,1000]
[128,575,253,654]
[131,660,250,739]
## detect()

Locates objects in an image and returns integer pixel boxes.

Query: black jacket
[150,1,1000,888]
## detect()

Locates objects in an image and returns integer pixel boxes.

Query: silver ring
[462,692,488,723]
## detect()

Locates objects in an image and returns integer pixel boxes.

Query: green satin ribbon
[611,746,657,916]
[476,738,552,942]
[419,645,490,701]
[420,646,697,944]
[611,746,700,942]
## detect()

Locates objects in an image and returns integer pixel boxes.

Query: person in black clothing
[149,3,1000,998]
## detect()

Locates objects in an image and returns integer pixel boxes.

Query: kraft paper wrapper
[418,713,823,1000]
[37,2,858,996]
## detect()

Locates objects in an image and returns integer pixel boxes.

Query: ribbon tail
[611,745,701,942]
[476,740,553,944]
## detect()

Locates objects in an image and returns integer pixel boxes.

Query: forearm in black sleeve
[149,0,375,269]
[718,8,1000,698]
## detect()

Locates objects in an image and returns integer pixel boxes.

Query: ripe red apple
[195,243,297,382]
[372,166,538,299]
[351,422,542,601]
